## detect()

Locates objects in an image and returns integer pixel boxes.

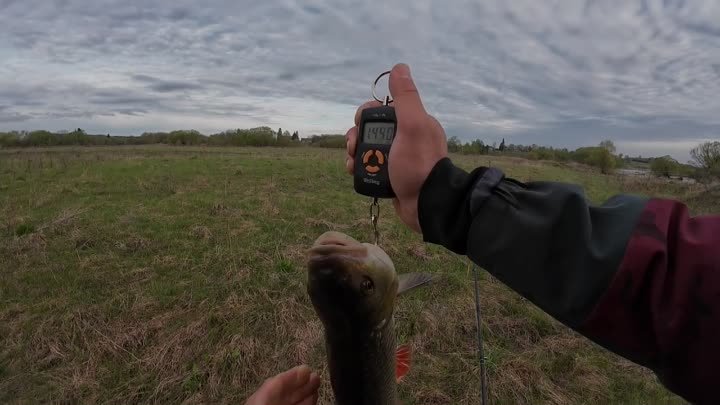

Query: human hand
[244,365,320,405]
[345,63,448,233]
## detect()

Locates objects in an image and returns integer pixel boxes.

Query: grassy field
[1,145,716,405]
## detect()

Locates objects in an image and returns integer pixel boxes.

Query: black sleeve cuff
[417,157,504,255]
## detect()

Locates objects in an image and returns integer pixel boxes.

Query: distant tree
[0,132,21,147]
[447,136,461,153]
[307,134,345,148]
[596,148,616,174]
[690,141,720,178]
[600,140,616,154]
[556,148,571,162]
[291,131,299,141]
[650,156,679,178]
[274,129,294,146]
[577,146,616,174]
[462,139,486,154]
[499,138,506,151]
[277,128,282,139]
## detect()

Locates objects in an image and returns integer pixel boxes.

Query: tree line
[0,127,343,148]
[649,142,720,182]
[1,127,717,181]
[448,136,623,174]
[447,136,719,182]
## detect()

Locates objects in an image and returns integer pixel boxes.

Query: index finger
[264,365,313,402]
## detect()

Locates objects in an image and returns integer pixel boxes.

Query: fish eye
[361,277,374,295]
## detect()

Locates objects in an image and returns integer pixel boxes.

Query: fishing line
[471,263,489,405]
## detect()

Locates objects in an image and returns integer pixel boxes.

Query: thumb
[389,63,426,118]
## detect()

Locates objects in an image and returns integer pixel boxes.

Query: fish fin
[396,344,411,382]
[397,272,434,295]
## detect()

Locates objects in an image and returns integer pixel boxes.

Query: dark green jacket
[418,158,720,405]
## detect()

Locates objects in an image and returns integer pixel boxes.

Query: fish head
[306,231,398,330]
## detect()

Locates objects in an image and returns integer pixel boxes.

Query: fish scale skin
[326,316,399,405]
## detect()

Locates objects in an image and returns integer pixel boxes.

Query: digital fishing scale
[353,70,397,246]
[353,71,396,200]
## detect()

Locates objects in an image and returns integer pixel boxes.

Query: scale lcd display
[363,122,395,145]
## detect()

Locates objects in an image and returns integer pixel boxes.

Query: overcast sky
[1,0,719,162]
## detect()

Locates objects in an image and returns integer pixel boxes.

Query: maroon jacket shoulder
[579,199,720,405]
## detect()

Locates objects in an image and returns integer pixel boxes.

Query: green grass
[1,145,713,404]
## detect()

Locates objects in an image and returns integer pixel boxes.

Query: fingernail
[395,63,411,78]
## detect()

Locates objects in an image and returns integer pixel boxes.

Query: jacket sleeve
[417,157,720,405]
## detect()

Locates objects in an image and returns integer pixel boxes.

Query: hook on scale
[354,70,396,245]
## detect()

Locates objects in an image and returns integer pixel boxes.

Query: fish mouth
[306,231,393,277]
[307,234,366,261]
[306,234,367,288]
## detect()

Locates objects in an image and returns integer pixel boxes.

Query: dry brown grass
[304,218,350,230]
[190,225,213,241]
[0,146,697,405]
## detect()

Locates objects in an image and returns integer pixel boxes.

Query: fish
[306,231,434,405]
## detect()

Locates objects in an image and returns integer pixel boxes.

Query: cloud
[0,0,719,160]
[89,90,164,106]
[131,74,204,93]
[0,111,33,123]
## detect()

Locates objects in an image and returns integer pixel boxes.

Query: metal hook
[370,197,380,245]
[372,71,394,104]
